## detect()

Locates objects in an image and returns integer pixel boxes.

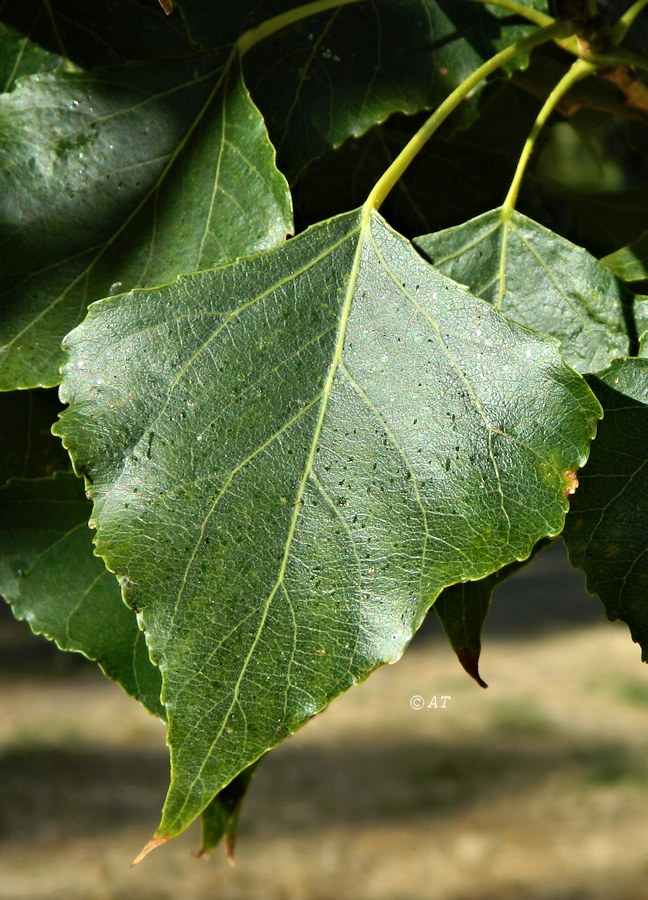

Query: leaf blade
[415,208,633,374]
[55,209,600,839]
[0,472,163,716]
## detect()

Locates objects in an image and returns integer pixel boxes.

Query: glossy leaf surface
[415,208,632,374]
[55,208,599,840]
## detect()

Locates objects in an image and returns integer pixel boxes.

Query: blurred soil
[2,542,648,899]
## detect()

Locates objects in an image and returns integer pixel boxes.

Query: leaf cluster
[1,0,647,859]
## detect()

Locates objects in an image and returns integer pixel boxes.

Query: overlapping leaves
[0,0,550,389]
[0,472,163,714]
[55,208,599,840]
[415,208,633,374]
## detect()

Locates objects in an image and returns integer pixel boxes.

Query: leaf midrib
[165,208,368,830]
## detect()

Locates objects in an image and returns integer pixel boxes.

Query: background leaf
[198,762,259,861]
[0,388,69,484]
[563,358,648,660]
[603,229,648,287]
[433,539,552,689]
[247,0,548,177]
[0,472,163,716]
[415,208,633,373]
[0,0,198,68]
[0,49,291,389]
[55,208,599,842]
[0,20,67,90]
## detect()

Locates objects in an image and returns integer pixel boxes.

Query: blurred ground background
[2,541,648,899]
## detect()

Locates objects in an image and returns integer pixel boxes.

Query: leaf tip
[455,648,488,689]
[132,833,171,865]
[225,833,237,866]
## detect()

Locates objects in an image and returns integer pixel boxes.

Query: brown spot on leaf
[456,648,488,689]
[563,469,579,497]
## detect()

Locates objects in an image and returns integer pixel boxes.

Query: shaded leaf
[0,21,67,91]
[563,358,648,659]
[0,0,198,68]
[0,388,69,485]
[530,179,648,259]
[433,539,552,688]
[55,207,600,841]
[0,472,163,715]
[247,0,547,176]
[0,50,291,389]
[602,229,648,286]
[198,762,259,861]
[415,208,632,373]
[638,299,648,353]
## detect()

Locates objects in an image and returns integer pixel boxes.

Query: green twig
[466,0,554,28]
[237,0,363,56]
[610,0,648,45]
[502,56,595,214]
[43,0,75,73]
[366,21,573,211]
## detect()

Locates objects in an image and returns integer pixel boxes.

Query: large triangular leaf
[55,208,600,843]
[563,358,648,659]
[415,208,632,374]
[0,472,163,716]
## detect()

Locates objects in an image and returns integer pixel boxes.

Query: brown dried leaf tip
[563,469,579,497]
[158,0,174,14]
[132,833,171,865]
[456,648,488,689]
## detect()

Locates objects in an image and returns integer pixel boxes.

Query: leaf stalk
[465,0,554,28]
[237,0,364,56]
[502,56,595,215]
[366,21,574,212]
[610,0,648,46]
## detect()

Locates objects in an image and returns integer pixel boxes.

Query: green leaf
[0,388,69,485]
[638,299,648,354]
[247,0,547,176]
[602,229,648,287]
[0,43,291,389]
[415,208,633,374]
[563,358,648,660]
[0,472,163,716]
[0,21,67,91]
[55,207,600,842]
[0,0,198,68]
[198,762,259,861]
